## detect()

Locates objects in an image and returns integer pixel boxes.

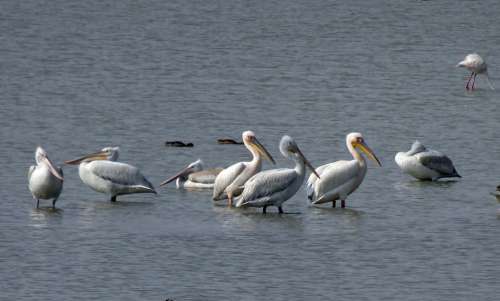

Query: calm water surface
[1,0,499,300]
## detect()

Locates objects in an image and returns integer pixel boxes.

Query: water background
[1,0,499,300]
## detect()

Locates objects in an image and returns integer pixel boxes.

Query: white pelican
[28,146,64,208]
[159,159,223,189]
[457,53,494,90]
[64,146,156,202]
[307,133,381,208]
[212,131,275,207]
[236,135,320,214]
[395,141,461,181]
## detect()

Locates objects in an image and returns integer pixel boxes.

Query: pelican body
[160,159,223,189]
[457,53,494,90]
[28,147,64,208]
[212,131,275,206]
[65,147,156,202]
[395,141,460,181]
[236,135,319,214]
[307,133,381,208]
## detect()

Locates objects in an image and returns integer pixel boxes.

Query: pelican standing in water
[65,147,156,202]
[28,146,64,208]
[457,53,494,90]
[212,131,275,207]
[159,159,223,189]
[307,133,381,208]
[236,135,319,214]
[395,141,461,181]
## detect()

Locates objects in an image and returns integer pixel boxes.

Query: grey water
[1,0,499,300]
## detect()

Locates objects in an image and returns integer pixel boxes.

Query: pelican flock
[306,133,381,208]
[159,159,223,189]
[64,146,156,202]
[236,135,319,214]
[212,131,275,207]
[395,141,461,181]
[28,147,64,208]
[457,53,494,90]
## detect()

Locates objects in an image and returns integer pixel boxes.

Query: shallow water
[1,0,499,300]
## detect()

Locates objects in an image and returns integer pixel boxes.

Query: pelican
[457,53,494,90]
[395,141,461,181]
[307,133,381,208]
[236,135,319,213]
[212,131,275,207]
[28,146,64,208]
[64,146,156,202]
[159,159,223,189]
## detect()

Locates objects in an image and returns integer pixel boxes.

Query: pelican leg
[110,196,117,202]
[472,73,477,90]
[36,199,40,208]
[466,72,474,90]
[278,206,284,214]
[227,192,233,207]
[332,200,336,208]
[341,200,346,208]
[52,198,58,209]
[263,206,267,214]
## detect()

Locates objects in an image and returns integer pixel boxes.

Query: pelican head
[35,146,64,181]
[64,146,120,165]
[279,135,320,178]
[242,130,276,164]
[347,133,382,166]
[159,159,204,186]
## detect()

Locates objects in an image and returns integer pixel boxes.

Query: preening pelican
[28,146,64,208]
[395,141,461,181]
[236,135,319,214]
[307,133,381,208]
[159,159,223,189]
[457,53,494,90]
[212,131,275,207]
[65,147,156,202]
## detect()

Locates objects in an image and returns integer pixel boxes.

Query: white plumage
[28,146,64,208]
[457,53,494,90]
[65,147,156,202]
[236,135,319,214]
[159,159,223,189]
[395,141,461,181]
[212,131,275,206]
[307,133,381,208]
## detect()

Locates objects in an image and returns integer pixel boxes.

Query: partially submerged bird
[236,135,319,214]
[65,147,156,202]
[159,159,223,189]
[307,133,381,208]
[217,138,243,145]
[457,53,494,90]
[212,131,275,207]
[395,141,461,181]
[28,146,64,208]
[165,141,194,147]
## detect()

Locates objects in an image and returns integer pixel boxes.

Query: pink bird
[457,53,494,90]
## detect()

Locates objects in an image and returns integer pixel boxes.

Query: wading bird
[236,135,319,214]
[65,147,156,202]
[307,133,381,208]
[28,146,64,208]
[395,141,460,181]
[457,53,494,90]
[159,159,223,189]
[212,131,275,207]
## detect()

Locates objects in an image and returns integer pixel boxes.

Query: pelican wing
[90,161,155,191]
[28,165,36,180]
[188,168,223,184]
[213,162,246,200]
[306,163,332,200]
[418,151,457,176]
[311,160,361,202]
[237,168,296,206]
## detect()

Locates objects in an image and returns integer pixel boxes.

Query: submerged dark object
[217,138,243,145]
[165,141,194,147]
